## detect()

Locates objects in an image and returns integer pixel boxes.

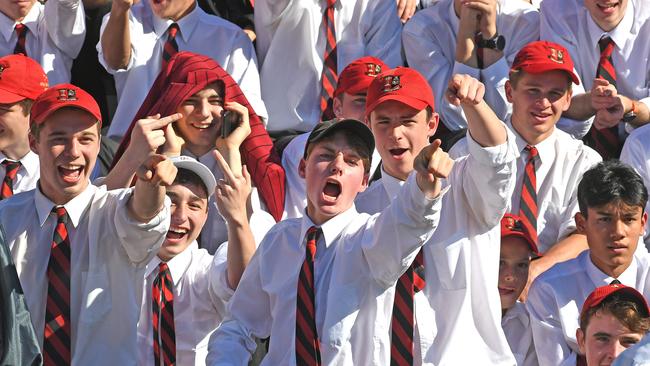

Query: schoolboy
[282,56,388,219]
[356,66,517,364]
[0,84,174,364]
[527,160,650,366]
[499,213,540,366]
[0,54,48,199]
[577,284,650,366]
[207,117,451,364]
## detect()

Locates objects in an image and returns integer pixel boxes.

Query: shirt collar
[34,182,97,228]
[586,1,634,50]
[0,150,39,176]
[300,205,359,250]
[502,301,527,325]
[153,2,201,43]
[379,165,405,200]
[585,250,638,287]
[145,241,197,286]
[508,119,557,166]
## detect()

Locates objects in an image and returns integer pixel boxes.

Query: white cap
[170,155,217,197]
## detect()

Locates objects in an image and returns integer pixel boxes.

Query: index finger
[212,149,237,184]
[148,113,184,130]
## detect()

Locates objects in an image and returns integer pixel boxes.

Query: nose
[388,124,403,142]
[329,153,345,175]
[65,138,81,158]
[535,96,551,108]
[170,204,188,225]
[197,99,212,119]
[501,265,515,282]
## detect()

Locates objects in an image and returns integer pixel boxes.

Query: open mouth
[190,119,217,130]
[322,180,342,201]
[166,227,188,241]
[389,148,408,159]
[597,1,619,12]
[498,286,515,296]
[530,111,552,122]
[58,165,83,183]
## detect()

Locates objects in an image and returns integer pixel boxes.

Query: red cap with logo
[580,284,650,320]
[31,84,102,126]
[510,40,580,85]
[334,56,388,97]
[0,54,48,104]
[501,213,540,256]
[365,67,435,117]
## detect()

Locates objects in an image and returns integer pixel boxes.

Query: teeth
[60,165,81,170]
[169,228,187,234]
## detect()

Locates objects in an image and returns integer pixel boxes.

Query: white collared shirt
[502,302,538,366]
[0,151,39,196]
[138,242,233,366]
[254,0,403,133]
[540,0,650,138]
[98,1,266,138]
[620,124,650,251]
[355,131,518,365]
[450,123,602,253]
[0,0,85,85]
[613,333,650,366]
[0,183,170,365]
[207,171,442,365]
[402,0,539,131]
[526,250,650,366]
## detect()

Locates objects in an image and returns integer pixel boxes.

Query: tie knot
[305,226,321,260]
[2,160,21,173]
[167,23,179,38]
[52,206,68,224]
[14,23,25,33]
[599,36,614,54]
[158,261,170,274]
[610,278,622,285]
[525,145,538,158]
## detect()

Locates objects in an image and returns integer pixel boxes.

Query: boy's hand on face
[213,149,251,223]
[414,139,454,199]
[462,0,498,38]
[446,74,486,106]
[129,113,183,158]
[136,154,178,186]
[215,102,251,152]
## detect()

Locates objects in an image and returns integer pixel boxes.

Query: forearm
[532,233,588,279]
[101,4,131,70]
[564,93,594,121]
[463,100,507,147]
[456,32,478,68]
[226,215,256,290]
[625,97,650,128]
[102,150,141,189]
[216,145,243,178]
[128,179,166,222]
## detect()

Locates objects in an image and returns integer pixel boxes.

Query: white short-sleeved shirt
[0,0,85,85]
[355,130,518,365]
[620,124,650,251]
[207,171,442,365]
[0,183,170,365]
[402,0,539,131]
[98,1,267,138]
[526,250,650,366]
[138,242,233,366]
[502,302,538,366]
[254,0,404,133]
[0,151,39,196]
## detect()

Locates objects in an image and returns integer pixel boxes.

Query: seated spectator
[98,0,266,138]
[526,159,649,366]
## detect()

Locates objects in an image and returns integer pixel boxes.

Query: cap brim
[502,231,541,257]
[34,102,102,126]
[306,119,375,160]
[0,88,25,105]
[366,94,429,117]
[518,64,580,85]
[171,157,217,197]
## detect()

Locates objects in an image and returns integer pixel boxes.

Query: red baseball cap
[510,41,580,85]
[334,56,388,97]
[31,84,102,126]
[0,54,48,104]
[580,284,650,321]
[501,213,540,256]
[365,67,435,117]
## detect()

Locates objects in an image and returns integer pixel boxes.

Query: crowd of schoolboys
[2,0,650,365]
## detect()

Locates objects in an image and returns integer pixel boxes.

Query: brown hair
[304,130,372,175]
[580,295,650,335]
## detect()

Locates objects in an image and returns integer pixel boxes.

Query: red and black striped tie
[296,226,322,366]
[519,145,538,245]
[391,250,425,366]
[161,23,179,70]
[0,160,21,200]
[43,206,71,365]
[13,23,27,56]
[584,36,620,159]
[319,0,338,119]
[152,262,175,366]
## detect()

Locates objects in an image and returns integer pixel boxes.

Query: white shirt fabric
[613,333,650,366]
[620,123,650,251]
[138,241,233,366]
[0,151,39,196]
[526,250,650,366]
[98,1,267,138]
[0,0,85,85]
[402,0,539,131]
[450,123,602,253]
[540,0,650,138]
[0,183,170,365]
[502,302,537,366]
[355,131,518,365]
[207,172,443,365]
[254,0,404,133]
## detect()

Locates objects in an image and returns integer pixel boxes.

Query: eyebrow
[593,332,612,338]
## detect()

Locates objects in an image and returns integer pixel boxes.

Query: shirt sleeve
[620,130,650,245]
[96,9,138,73]
[44,0,86,58]
[361,0,404,68]
[207,242,235,306]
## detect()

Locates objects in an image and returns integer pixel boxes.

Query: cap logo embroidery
[382,75,401,92]
[547,47,565,64]
[504,216,516,230]
[57,88,77,101]
[0,62,8,79]
[365,63,382,76]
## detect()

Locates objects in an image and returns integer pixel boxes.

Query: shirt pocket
[79,265,112,324]
[429,238,468,291]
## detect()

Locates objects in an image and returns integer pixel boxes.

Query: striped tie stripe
[519,145,538,245]
[296,226,321,366]
[13,23,27,56]
[44,206,71,365]
[1,160,21,200]
[152,262,176,366]
[319,0,338,118]
[391,250,425,366]
[162,24,179,70]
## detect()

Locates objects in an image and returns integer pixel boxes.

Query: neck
[590,253,632,279]
[2,144,30,161]
[185,143,212,158]
[382,165,409,182]
[169,1,195,21]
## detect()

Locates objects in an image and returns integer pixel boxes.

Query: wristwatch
[621,100,638,123]
[477,33,506,51]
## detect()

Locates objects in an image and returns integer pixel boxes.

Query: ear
[358,172,369,193]
[575,211,587,234]
[505,80,514,103]
[298,158,307,180]
[642,211,648,228]
[428,111,440,137]
[29,132,39,155]
[333,96,343,118]
[561,87,573,113]
[576,327,586,355]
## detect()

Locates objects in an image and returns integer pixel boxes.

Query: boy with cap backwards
[576,284,650,366]
[208,116,452,364]
[0,54,48,200]
[499,213,540,366]
[526,160,650,366]
[0,84,175,364]
[282,56,388,219]
[356,66,517,364]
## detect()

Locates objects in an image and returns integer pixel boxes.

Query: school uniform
[502,302,538,366]
[526,250,650,366]
[207,170,442,365]
[98,1,267,138]
[355,131,518,365]
[254,0,403,133]
[620,123,650,251]
[612,333,650,366]
[138,241,232,366]
[402,0,539,132]
[0,183,170,365]
[0,0,85,85]
[0,151,39,196]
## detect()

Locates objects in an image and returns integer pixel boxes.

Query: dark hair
[173,168,208,198]
[580,294,650,335]
[305,130,372,174]
[577,160,648,216]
